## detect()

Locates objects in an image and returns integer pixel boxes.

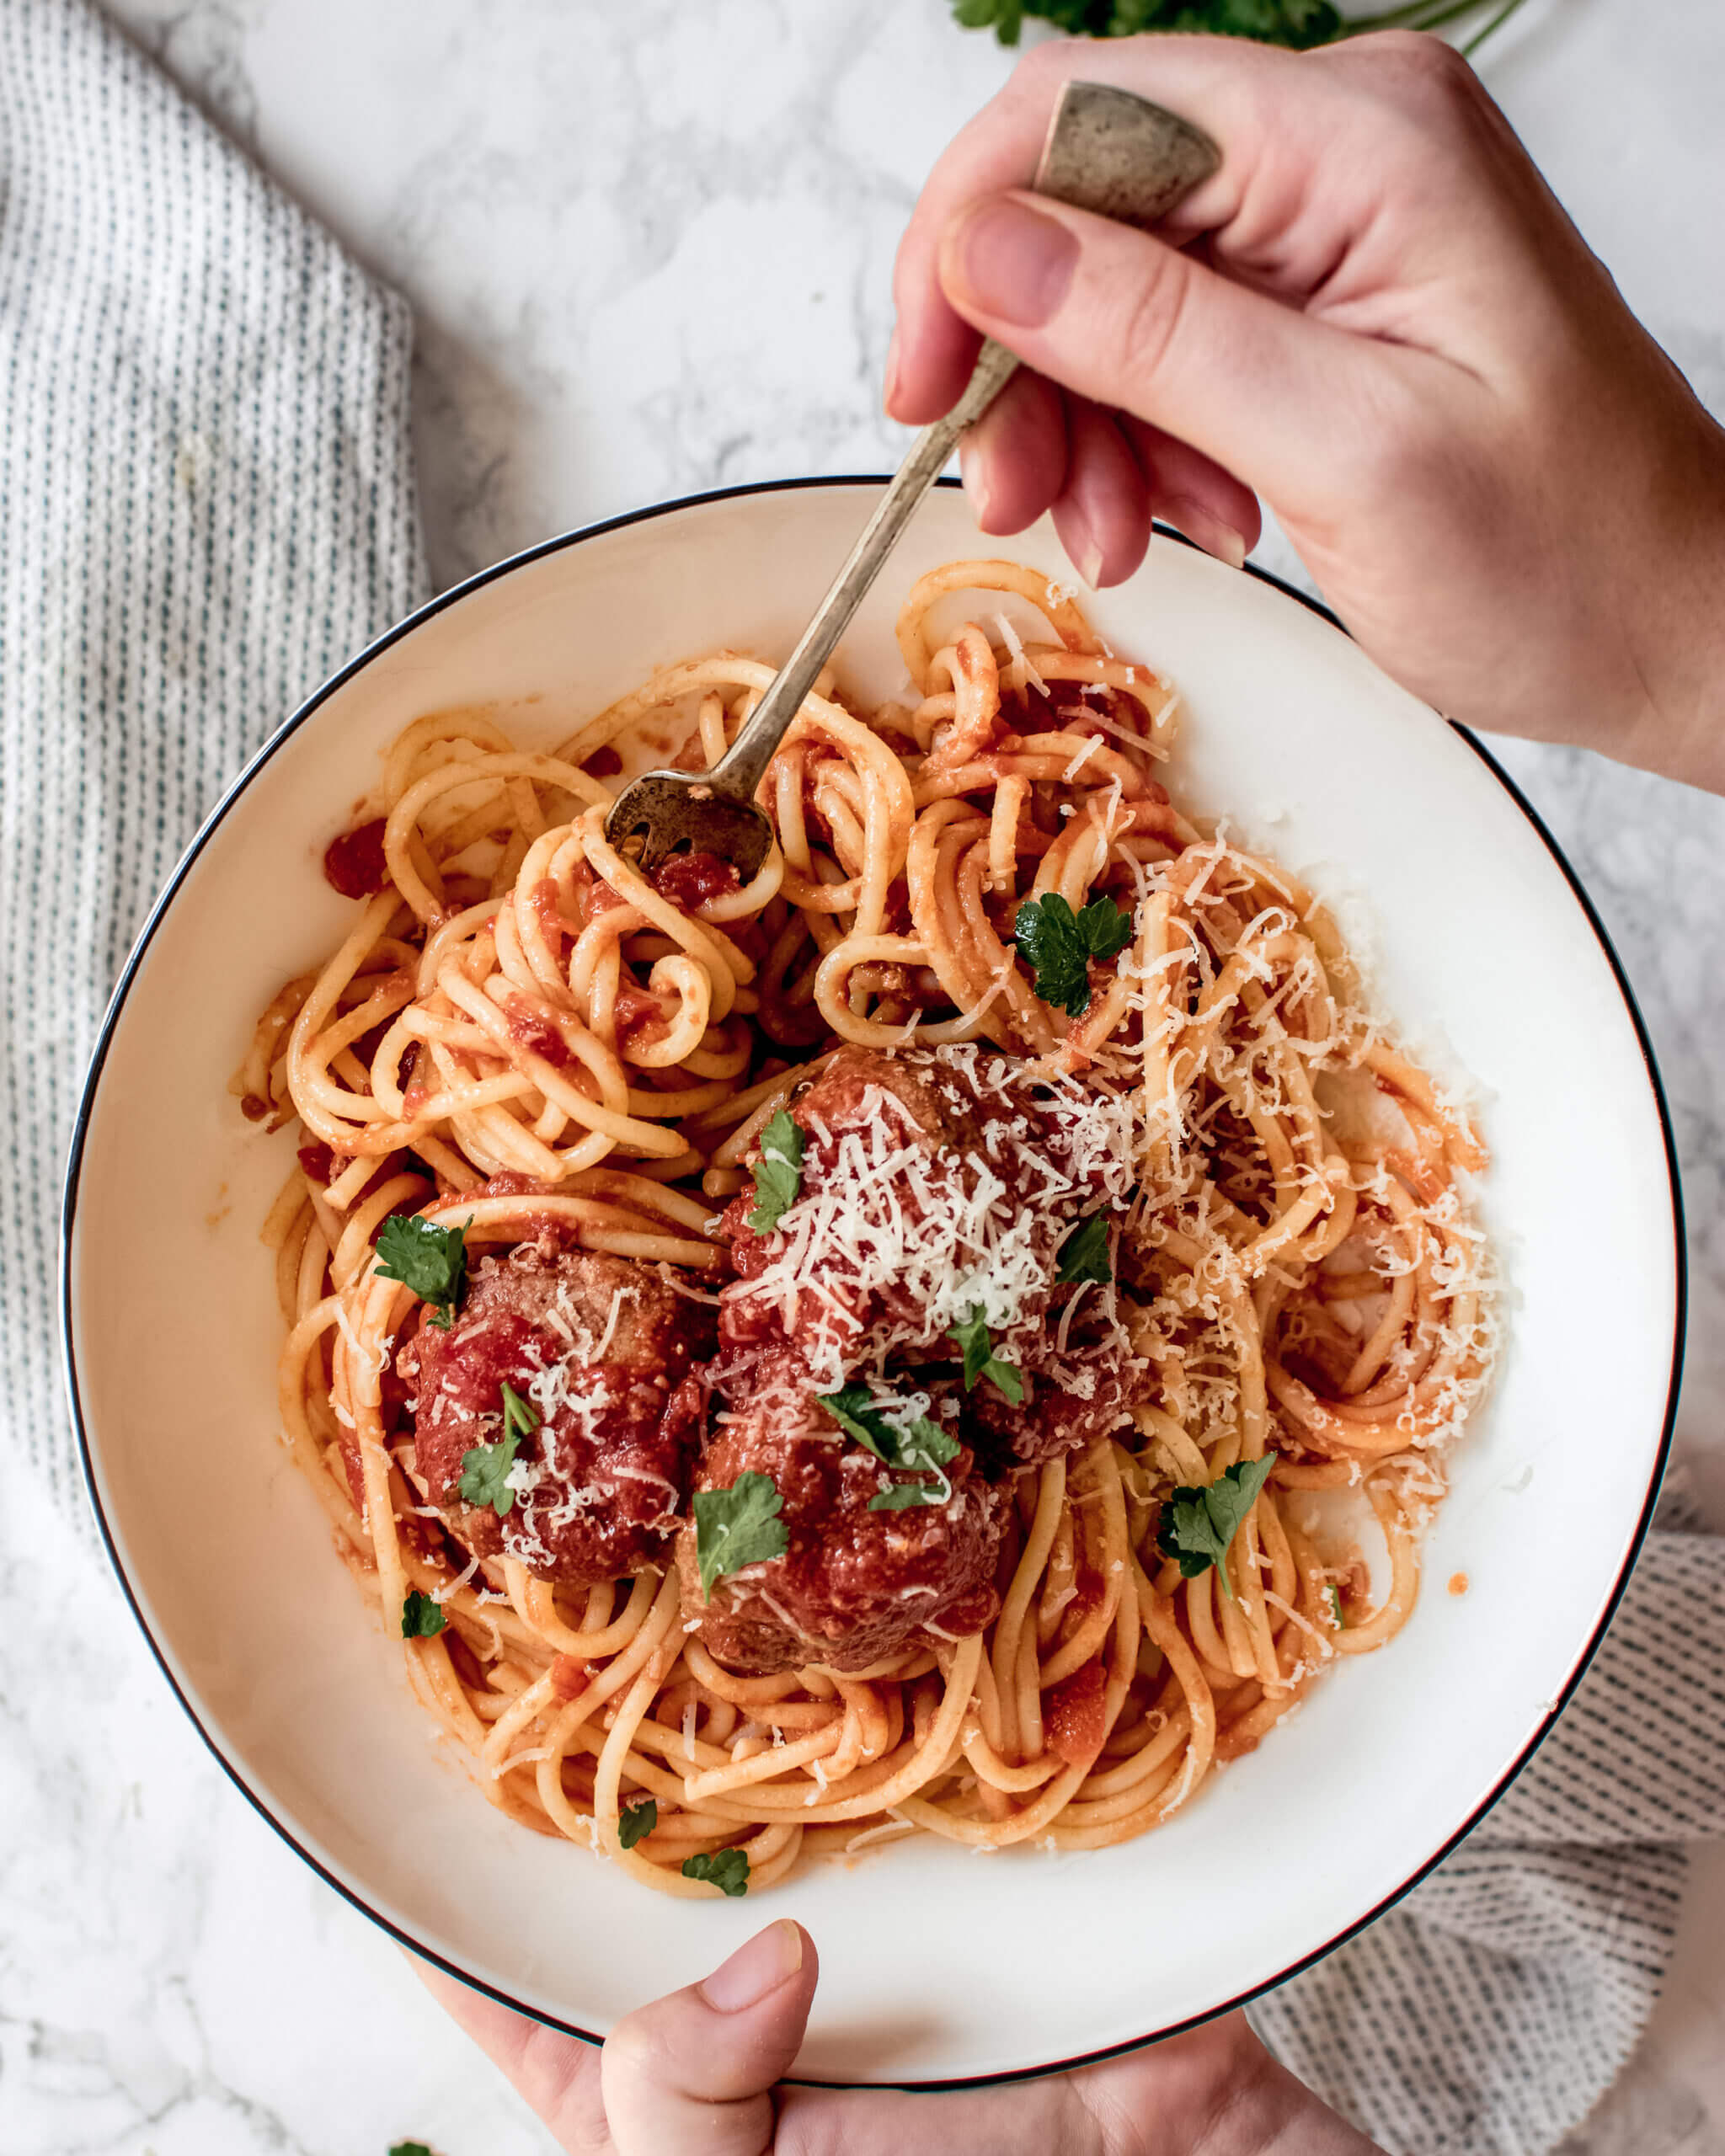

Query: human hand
[889,33,1725,791]
[416,1924,1383,2153]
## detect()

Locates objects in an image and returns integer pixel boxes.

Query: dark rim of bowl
[59,474,1685,2090]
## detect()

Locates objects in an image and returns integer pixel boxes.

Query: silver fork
[604,80,1220,882]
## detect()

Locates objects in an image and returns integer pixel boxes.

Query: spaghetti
[238,559,1494,1899]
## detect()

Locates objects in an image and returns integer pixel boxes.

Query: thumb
[937,189,1407,515]
[601,1918,817,2155]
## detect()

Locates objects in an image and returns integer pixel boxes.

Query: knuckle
[1096,248,1192,408]
[1337,28,1484,120]
[600,2007,665,2086]
[1016,36,1082,89]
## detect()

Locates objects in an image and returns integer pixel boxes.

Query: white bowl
[61,479,1681,2085]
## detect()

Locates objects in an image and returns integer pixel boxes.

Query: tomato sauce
[1045,1658,1108,1766]
[613,982,669,1049]
[323,817,389,898]
[297,1141,335,1185]
[506,1001,575,1070]
[653,851,740,912]
[551,1654,589,1700]
[527,878,586,948]
[401,1047,435,1120]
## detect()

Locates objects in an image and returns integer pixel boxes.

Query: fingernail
[884,324,901,415]
[945,195,1078,328]
[699,1919,804,2014]
[1067,509,1106,592]
[959,439,994,531]
[1164,494,1247,571]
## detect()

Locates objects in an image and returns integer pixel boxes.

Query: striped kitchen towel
[0,6,1715,2155]
[1262,1511,1723,2154]
[0,0,427,1518]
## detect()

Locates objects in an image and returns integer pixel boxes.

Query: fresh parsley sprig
[400,1590,446,1639]
[1056,1214,1113,1287]
[618,1796,658,1850]
[459,1380,539,1518]
[1014,893,1134,1017]
[1156,1455,1276,1600]
[375,1213,471,1328]
[819,1383,961,1511]
[694,1470,789,1598]
[948,1309,1024,1404]
[681,1847,750,1896]
[747,1109,804,1235]
[951,0,1528,60]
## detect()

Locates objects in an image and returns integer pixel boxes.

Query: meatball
[718,1043,1146,1464]
[403,1245,710,1587]
[718,1047,981,1373]
[965,1348,1141,1472]
[676,1353,1006,1674]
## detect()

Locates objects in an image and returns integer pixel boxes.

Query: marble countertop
[8,2,1725,2150]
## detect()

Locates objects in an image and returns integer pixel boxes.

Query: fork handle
[706,82,1220,808]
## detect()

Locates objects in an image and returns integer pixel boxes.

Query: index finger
[409,1954,611,2153]
[888,35,1262,425]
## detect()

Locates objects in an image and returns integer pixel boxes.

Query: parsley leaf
[819,1384,961,1511]
[1056,1214,1113,1287]
[948,1309,1025,1403]
[1013,893,1134,1017]
[399,1590,446,1639]
[865,1482,946,1512]
[681,1847,750,1896]
[459,1381,540,1518]
[389,2143,435,2156]
[747,1110,805,1235]
[618,1796,658,1850]
[1156,1455,1276,1600]
[1325,1583,1348,1630]
[376,1214,470,1328]
[950,0,1348,51]
[694,1470,789,1598]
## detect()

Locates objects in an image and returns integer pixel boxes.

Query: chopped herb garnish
[747,1109,805,1235]
[951,0,1529,61]
[1056,1214,1113,1287]
[618,1796,658,1850]
[399,1590,446,1639]
[1325,1583,1348,1630]
[694,1470,789,1598]
[389,2143,435,2156]
[458,1381,540,1518]
[681,1847,750,1896]
[1156,1455,1277,1601]
[375,1213,470,1328]
[866,1482,948,1512]
[948,1309,1024,1403]
[1013,892,1134,1017]
[819,1383,961,1511]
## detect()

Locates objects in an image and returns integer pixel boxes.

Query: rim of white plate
[60,477,1685,2088]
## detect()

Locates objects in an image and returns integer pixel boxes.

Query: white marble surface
[8,1,1725,2149]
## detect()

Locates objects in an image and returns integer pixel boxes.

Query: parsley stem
[1342,0,1499,34]
[1460,0,1530,54]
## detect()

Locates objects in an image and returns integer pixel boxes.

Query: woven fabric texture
[0,0,428,1517]
[1260,1523,1717,2153]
